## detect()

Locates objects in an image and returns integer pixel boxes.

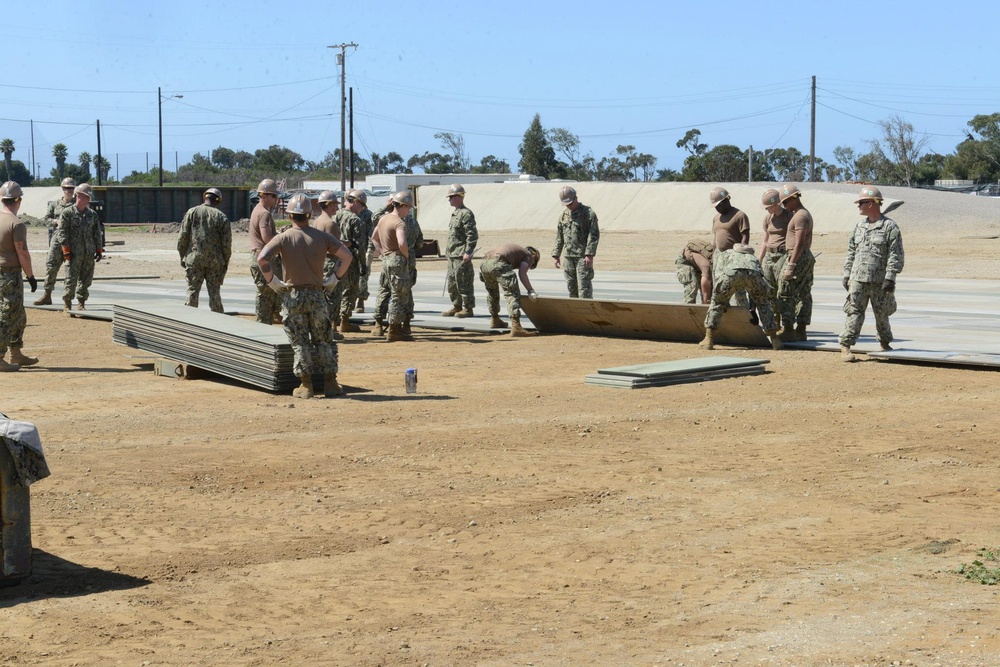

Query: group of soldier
[675,184,904,360]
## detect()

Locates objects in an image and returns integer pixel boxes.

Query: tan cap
[761,189,781,208]
[0,181,22,199]
[559,186,577,204]
[447,184,466,198]
[74,183,94,199]
[854,186,883,203]
[317,190,338,204]
[780,184,801,202]
[204,187,223,200]
[390,190,415,208]
[710,187,730,206]
[257,178,279,195]
[61,177,77,189]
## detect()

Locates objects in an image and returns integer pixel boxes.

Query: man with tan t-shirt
[775,184,815,341]
[709,186,751,310]
[257,193,352,399]
[0,181,39,371]
[312,190,344,338]
[249,178,283,324]
[757,188,793,325]
[371,191,413,342]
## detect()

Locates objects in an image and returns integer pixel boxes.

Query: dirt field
[3,226,1000,666]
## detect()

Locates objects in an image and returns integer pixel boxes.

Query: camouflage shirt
[55,205,102,256]
[446,206,478,258]
[552,203,599,258]
[843,215,904,284]
[177,203,232,269]
[45,198,74,227]
[334,209,365,257]
[358,208,375,252]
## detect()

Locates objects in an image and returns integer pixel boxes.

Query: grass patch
[957,547,1000,585]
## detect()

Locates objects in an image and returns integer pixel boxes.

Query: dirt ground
[3,226,1000,666]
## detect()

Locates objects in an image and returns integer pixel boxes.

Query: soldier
[776,184,816,341]
[249,178,283,324]
[551,185,599,299]
[32,178,76,307]
[56,183,103,312]
[312,190,344,338]
[334,189,367,334]
[709,186,751,309]
[372,203,422,338]
[675,240,713,304]
[757,188,792,322]
[441,184,478,317]
[0,181,39,371]
[478,243,539,337]
[699,243,782,351]
[354,190,375,314]
[839,186,905,362]
[371,191,414,342]
[177,187,232,313]
[257,193,352,399]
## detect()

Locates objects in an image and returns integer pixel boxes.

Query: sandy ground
[3,225,1000,666]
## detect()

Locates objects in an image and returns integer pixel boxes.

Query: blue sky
[3,0,998,181]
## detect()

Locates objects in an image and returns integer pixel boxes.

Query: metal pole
[748,144,752,183]
[30,120,35,182]
[327,43,358,192]
[809,75,816,182]
[96,119,103,185]
[349,87,355,187]
[158,87,163,187]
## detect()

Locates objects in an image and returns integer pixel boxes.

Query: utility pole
[96,120,103,185]
[748,144,753,183]
[349,87,355,188]
[809,75,816,182]
[328,42,358,192]
[30,120,34,181]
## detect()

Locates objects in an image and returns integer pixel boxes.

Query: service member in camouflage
[839,186,905,362]
[249,178,283,324]
[312,190,344,337]
[756,188,792,325]
[354,191,375,313]
[478,243,540,337]
[699,244,782,351]
[675,240,714,304]
[177,188,232,313]
[371,191,414,342]
[709,186,751,308]
[775,185,815,341]
[371,205,423,337]
[551,185,600,299]
[34,178,76,305]
[0,181,40,371]
[257,193,352,399]
[56,183,103,312]
[334,189,367,333]
[441,184,478,317]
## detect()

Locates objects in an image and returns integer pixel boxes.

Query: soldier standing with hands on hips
[552,186,600,298]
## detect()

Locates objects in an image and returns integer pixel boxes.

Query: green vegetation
[956,547,1000,585]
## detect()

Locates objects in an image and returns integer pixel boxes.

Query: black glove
[27,276,37,292]
[882,279,895,292]
[842,276,850,291]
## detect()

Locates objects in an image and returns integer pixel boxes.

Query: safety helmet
[204,187,223,200]
[854,185,883,204]
[317,190,338,204]
[74,183,94,199]
[285,193,311,216]
[390,190,415,208]
[257,178,279,195]
[446,184,466,199]
[346,188,367,204]
[61,177,77,189]
[0,181,22,199]
[709,187,730,206]
[779,184,802,203]
[558,185,577,204]
[761,188,781,208]
[525,245,541,269]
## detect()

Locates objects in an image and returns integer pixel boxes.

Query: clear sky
[3,0,998,182]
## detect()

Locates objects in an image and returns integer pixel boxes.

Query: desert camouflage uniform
[334,209,365,323]
[55,205,102,305]
[444,205,478,311]
[0,269,26,355]
[552,203,600,298]
[777,249,815,329]
[839,215,904,347]
[381,253,411,326]
[675,240,713,304]
[374,210,422,325]
[177,203,232,313]
[357,208,375,301]
[282,287,338,378]
[41,198,73,292]
[704,249,777,332]
[479,257,523,320]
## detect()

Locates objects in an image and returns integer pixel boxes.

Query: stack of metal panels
[112,303,301,391]
[585,356,769,389]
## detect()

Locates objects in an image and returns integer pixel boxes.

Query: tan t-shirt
[249,202,277,252]
[787,207,814,254]
[712,208,750,251]
[313,211,341,239]
[375,213,407,256]
[0,211,27,268]
[484,242,531,267]
[272,226,343,287]
[763,209,792,252]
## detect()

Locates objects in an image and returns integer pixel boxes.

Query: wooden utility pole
[328,42,358,192]
[809,75,816,182]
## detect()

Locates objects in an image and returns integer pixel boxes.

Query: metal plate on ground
[596,355,769,378]
[521,296,771,346]
[867,349,1000,368]
[586,365,766,389]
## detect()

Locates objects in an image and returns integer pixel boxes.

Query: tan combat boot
[372,321,385,337]
[841,345,857,362]
[323,373,343,397]
[33,290,52,306]
[77,299,87,311]
[777,326,797,342]
[386,323,405,342]
[795,322,807,341]
[699,328,715,350]
[455,307,474,318]
[509,315,535,337]
[340,319,360,333]
[489,314,507,328]
[355,298,365,314]
[441,306,460,317]
[292,374,314,399]
[879,341,893,351]
[0,355,19,372]
[765,331,783,351]
[63,297,72,312]
[9,347,38,367]
[401,320,414,337]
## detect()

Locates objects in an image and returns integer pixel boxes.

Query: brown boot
[386,323,405,342]
[841,345,857,363]
[441,306,460,317]
[323,373,343,397]
[778,327,797,342]
[0,356,19,373]
[489,314,507,328]
[340,319,360,334]
[63,297,72,312]
[455,307,474,318]
[372,321,385,337]
[509,315,535,337]
[401,320,413,337]
[795,323,807,341]
[77,299,87,311]
[9,347,38,367]
[354,298,365,314]
[880,340,893,351]
[33,290,52,306]
[766,331,783,351]
[292,374,314,399]
[699,329,715,350]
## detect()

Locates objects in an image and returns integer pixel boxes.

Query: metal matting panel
[596,356,768,378]
[866,349,1000,368]
[585,366,766,388]
[521,296,770,347]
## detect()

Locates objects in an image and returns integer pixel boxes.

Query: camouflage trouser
[479,257,521,319]
[42,239,65,293]
[561,256,594,299]
[63,255,95,303]
[776,250,814,327]
[185,264,227,313]
[711,260,748,309]
[705,269,777,332]
[760,250,786,316]
[374,259,416,324]
[0,270,26,354]
[283,287,337,377]
[446,256,476,310]
[381,254,411,326]
[322,257,343,325]
[250,251,282,324]
[358,245,375,300]
[675,255,699,304]
[839,281,897,347]
[338,254,362,323]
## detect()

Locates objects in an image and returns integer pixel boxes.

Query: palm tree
[94,155,112,183]
[53,143,68,178]
[78,151,91,180]
[0,138,14,181]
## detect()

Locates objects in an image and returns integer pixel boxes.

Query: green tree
[765,147,809,181]
[407,152,454,174]
[92,155,112,183]
[682,144,749,182]
[78,152,92,180]
[518,114,563,179]
[0,138,14,181]
[470,155,511,174]
[52,143,68,178]
[913,153,946,186]
[676,129,708,156]
[832,146,859,181]
[868,114,929,186]
[3,160,33,186]
[211,146,237,169]
[370,151,408,174]
[254,145,304,172]
[435,132,469,173]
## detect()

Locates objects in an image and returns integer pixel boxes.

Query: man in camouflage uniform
[441,184,478,317]
[257,193,352,399]
[775,184,815,341]
[56,183,103,312]
[839,186,905,362]
[249,178,283,324]
[479,243,540,338]
[354,191,375,313]
[709,187,750,308]
[0,181,40,371]
[372,191,414,342]
[334,189,367,333]
[675,239,713,304]
[757,188,792,326]
[551,185,600,299]
[699,244,782,351]
[177,188,232,313]
[312,190,343,338]
[372,204,423,338]
[32,178,75,306]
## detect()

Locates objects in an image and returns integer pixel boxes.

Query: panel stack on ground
[585,356,769,389]
[112,303,301,392]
